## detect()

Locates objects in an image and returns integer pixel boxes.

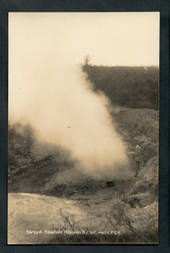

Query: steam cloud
[9,64,129,180]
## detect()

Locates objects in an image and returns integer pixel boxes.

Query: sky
[9,12,159,67]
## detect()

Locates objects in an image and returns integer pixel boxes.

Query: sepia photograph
[8,12,159,244]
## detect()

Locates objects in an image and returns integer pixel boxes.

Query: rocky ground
[8,108,159,244]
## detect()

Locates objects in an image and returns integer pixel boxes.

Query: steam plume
[9,64,128,180]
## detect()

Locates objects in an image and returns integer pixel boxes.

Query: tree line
[82,63,159,110]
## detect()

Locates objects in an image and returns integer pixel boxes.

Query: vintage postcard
[8,12,159,244]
